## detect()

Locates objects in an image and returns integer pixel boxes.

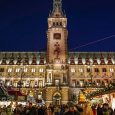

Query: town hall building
[0,0,115,105]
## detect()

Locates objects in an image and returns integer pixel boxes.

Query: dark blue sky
[0,0,115,52]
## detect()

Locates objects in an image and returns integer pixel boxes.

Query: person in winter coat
[6,105,12,115]
[25,103,37,115]
[84,103,94,115]
[97,104,103,115]
[1,108,7,115]
[64,105,81,115]
[46,107,52,115]
[53,106,60,115]
[28,106,37,115]
[102,103,113,115]
[37,106,43,115]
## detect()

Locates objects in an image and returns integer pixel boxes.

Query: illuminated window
[35,81,38,87]
[39,68,44,73]
[26,81,30,87]
[71,68,75,73]
[72,80,76,87]
[80,80,84,87]
[13,81,18,87]
[55,80,60,86]
[8,68,12,73]
[79,68,83,72]
[38,92,42,99]
[110,68,114,72]
[47,72,52,83]
[38,80,43,87]
[31,68,36,73]
[22,81,26,87]
[24,68,28,72]
[30,80,34,88]
[16,68,20,72]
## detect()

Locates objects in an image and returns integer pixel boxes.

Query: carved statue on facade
[54,42,61,59]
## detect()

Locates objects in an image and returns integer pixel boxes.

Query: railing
[6,86,46,89]
[45,83,68,87]
[70,85,105,89]
[5,84,114,89]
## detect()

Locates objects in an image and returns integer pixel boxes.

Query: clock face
[54,33,61,40]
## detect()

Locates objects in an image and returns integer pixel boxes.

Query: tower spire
[47,0,68,63]
[50,0,65,17]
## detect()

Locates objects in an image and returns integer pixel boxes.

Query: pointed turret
[1,53,7,65]
[50,0,65,17]
[85,54,90,65]
[39,54,45,65]
[70,54,75,65]
[100,53,105,65]
[93,54,98,65]
[16,53,22,65]
[31,54,37,65]
[107,53,113,65]
[23,53,29,65]
[9,53,14,65]
[78,54,83,65]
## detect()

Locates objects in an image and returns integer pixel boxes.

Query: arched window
[38,80,43,88]
[39,68,44,72]
[53,22,55,26]
[56,22,58,26]
[60,22,62,26]
[8,68,12,73]
[31,68,36,73]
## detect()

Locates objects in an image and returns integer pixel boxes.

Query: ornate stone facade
[0,0,115,105]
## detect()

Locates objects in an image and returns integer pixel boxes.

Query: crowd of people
[0,102,115,115]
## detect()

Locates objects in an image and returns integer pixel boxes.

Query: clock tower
[47,0,68,63]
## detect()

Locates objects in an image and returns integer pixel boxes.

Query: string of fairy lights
[70,34,115,51]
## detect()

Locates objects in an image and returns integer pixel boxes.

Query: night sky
[0,0,115,52]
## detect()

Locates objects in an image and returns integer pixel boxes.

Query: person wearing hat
[64,104,81,115]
